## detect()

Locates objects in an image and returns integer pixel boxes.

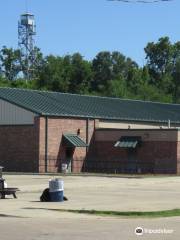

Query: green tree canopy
[1,36,180,104]
[0,46,21,81]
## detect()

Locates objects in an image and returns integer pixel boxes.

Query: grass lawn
[40,208,180,218]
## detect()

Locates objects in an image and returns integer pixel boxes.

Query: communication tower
[18,13,36,80]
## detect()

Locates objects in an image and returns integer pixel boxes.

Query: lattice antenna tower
[18,12,36,80]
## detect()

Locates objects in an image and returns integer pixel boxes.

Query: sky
[0,0,179,65]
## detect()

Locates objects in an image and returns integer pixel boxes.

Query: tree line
[0,36,180,103]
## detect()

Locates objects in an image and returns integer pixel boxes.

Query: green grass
[52,208,180,218]
[24,207,180,218]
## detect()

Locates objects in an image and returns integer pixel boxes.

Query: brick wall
[1,118,179,174]
[86,129,178,174]
[39,117,95,173]
[176,141,180,174]
[0,122,39,172]
[87,141,177,174]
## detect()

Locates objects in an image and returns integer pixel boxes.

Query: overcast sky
[0,0,179,65]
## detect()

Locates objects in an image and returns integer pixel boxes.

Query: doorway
[126,148,138,173]
[65,147,74,173]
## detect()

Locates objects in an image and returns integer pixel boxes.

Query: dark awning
[114,136,141,149]
[63,134,88,147]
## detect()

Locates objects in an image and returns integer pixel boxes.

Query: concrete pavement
[0,174,180,239]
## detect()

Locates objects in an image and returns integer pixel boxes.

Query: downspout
[45,116,48,173]
[168,119,171,129]
[86,118,89,152]
[84,118,90,172]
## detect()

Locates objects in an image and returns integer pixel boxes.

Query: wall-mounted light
[77,129,80,135]
[144,133,149,138]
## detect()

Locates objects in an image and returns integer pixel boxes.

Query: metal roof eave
[40,113,180,124]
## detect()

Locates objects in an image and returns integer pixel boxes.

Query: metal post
[168,119,171,129]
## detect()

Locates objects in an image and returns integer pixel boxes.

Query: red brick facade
[86,141,177,174]
[38,117,95,173]
[0,124,39,172]
[86,129,178,174]
[0,117,95,173]
[0,117,179,174]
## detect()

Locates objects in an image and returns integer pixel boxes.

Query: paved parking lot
[0,174,180,239]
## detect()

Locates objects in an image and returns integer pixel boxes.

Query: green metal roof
[1,87,180,123]
[63,134,88,147]
[114,136,141,148]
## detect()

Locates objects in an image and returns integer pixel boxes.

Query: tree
[144,37,173,81]
[37,55,69,92]
[144,37,173,94]
[37,53,93,93]
[172,58,180,103]
[68,53,93,94]
[0,46,21,81]
[126,63,142,94]
[144,37,180,101]
[91,51,138,93]
[105,77,127,98]
[92,51,113,92]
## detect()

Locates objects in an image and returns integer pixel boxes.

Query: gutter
[41,113,180,125]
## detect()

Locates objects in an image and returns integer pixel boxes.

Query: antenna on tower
[18,10,36,81]
[25,0,28,13]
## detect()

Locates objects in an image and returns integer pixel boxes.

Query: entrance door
[127,149,137,173]
[65,148,73,173]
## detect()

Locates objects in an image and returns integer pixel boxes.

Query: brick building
[0,87,180,174]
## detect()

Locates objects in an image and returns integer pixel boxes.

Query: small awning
[63,134,88,147]
[114,136,141,149]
